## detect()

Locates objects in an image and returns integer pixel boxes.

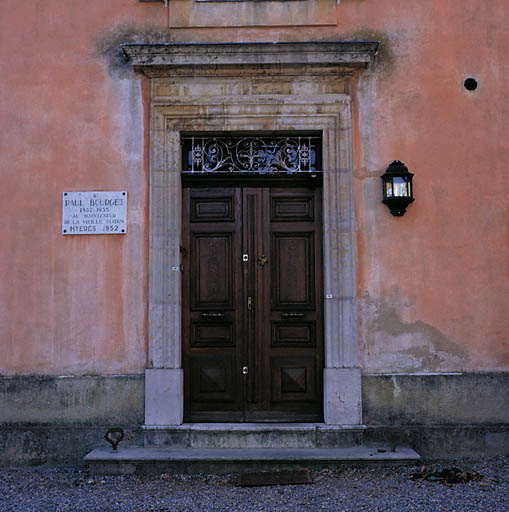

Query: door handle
[257,255,268,268]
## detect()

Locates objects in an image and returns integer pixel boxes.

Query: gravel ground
[0,457,507,512]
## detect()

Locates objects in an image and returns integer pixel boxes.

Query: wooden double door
[182,183,323,422]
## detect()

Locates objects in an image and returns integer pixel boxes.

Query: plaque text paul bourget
[62,191,127,235]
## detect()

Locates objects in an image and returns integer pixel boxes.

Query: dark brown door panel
[271,321,316,347]
[191,321,235,347]
[270,192,315,222]
[270,355,319,403]
[190,354,238,403]
[270,231,315,310]
[190,232,235,310]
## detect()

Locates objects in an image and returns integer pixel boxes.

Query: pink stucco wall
[1,0,507,375]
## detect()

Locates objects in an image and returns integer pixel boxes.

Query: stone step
[85,445,421,475]
[143,423,365,449]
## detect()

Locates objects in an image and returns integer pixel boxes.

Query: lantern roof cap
[384,160,413,176]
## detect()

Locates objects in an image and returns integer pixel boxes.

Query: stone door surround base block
[324,368,362,425]
[145,369,183,426]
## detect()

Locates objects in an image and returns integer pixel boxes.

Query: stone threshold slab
[86,445,420,474]
[86,445,420,464]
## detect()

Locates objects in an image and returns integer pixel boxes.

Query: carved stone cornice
[122,41,379,77]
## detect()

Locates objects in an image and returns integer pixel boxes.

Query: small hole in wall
[464,78,478,91]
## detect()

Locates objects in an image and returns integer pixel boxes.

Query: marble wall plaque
[62,191,127,235]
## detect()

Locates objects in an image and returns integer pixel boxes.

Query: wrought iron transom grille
[182,135,322,174]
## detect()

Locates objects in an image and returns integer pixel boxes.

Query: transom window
[182,134,322,174]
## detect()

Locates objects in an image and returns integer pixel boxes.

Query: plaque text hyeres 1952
[62,191,127,235]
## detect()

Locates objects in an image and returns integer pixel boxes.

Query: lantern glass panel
[392,177,409,197]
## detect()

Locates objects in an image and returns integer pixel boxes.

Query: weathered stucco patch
[345,28,394,71]
[359,293,470,372]
[95,23,173,76]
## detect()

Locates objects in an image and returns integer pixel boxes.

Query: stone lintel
[122,41,379,73]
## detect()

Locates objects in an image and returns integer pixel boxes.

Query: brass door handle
[258,255,268,268]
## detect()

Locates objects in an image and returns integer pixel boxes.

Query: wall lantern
[381,160,414,216]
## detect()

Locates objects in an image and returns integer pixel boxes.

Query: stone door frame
[123,42,379,426]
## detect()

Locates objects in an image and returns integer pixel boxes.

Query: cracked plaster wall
[358,293,471,373]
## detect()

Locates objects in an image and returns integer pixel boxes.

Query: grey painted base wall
[1,373,507,466]
[362,373,509,458]
[362,373,509,425]
[0,375,144,466]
